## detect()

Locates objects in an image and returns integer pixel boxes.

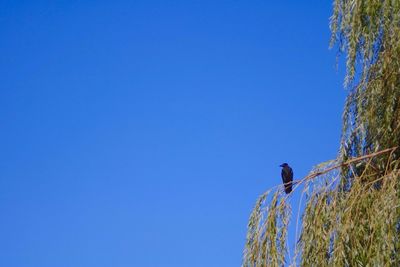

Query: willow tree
[243,0,400,266]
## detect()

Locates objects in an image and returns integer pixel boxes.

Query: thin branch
[282,146,398,191]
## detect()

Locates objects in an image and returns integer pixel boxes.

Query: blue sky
[0,1,346,266]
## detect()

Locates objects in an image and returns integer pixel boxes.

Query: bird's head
[280,163,289,167]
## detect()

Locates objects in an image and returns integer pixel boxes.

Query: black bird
[280,163,293,194]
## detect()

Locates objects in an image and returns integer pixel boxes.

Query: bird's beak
[279,164,283,167]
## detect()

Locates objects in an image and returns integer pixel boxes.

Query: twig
[281,146,398,190]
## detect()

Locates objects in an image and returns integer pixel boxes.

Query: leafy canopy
[242,0,400,266]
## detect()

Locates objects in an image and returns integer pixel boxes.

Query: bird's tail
[284,182,292,194]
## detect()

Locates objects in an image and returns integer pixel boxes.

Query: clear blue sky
[1,1,346,266]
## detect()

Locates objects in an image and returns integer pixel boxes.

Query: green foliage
[242,0,400,265]
[300,156,400,266]
[243,190,290,266]
[332,0,400,160]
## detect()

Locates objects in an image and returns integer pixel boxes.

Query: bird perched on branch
[280,163,293,194]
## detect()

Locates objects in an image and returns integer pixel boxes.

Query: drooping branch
[281,146,398,192]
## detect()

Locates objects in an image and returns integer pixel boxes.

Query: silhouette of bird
[280,163,293,194]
